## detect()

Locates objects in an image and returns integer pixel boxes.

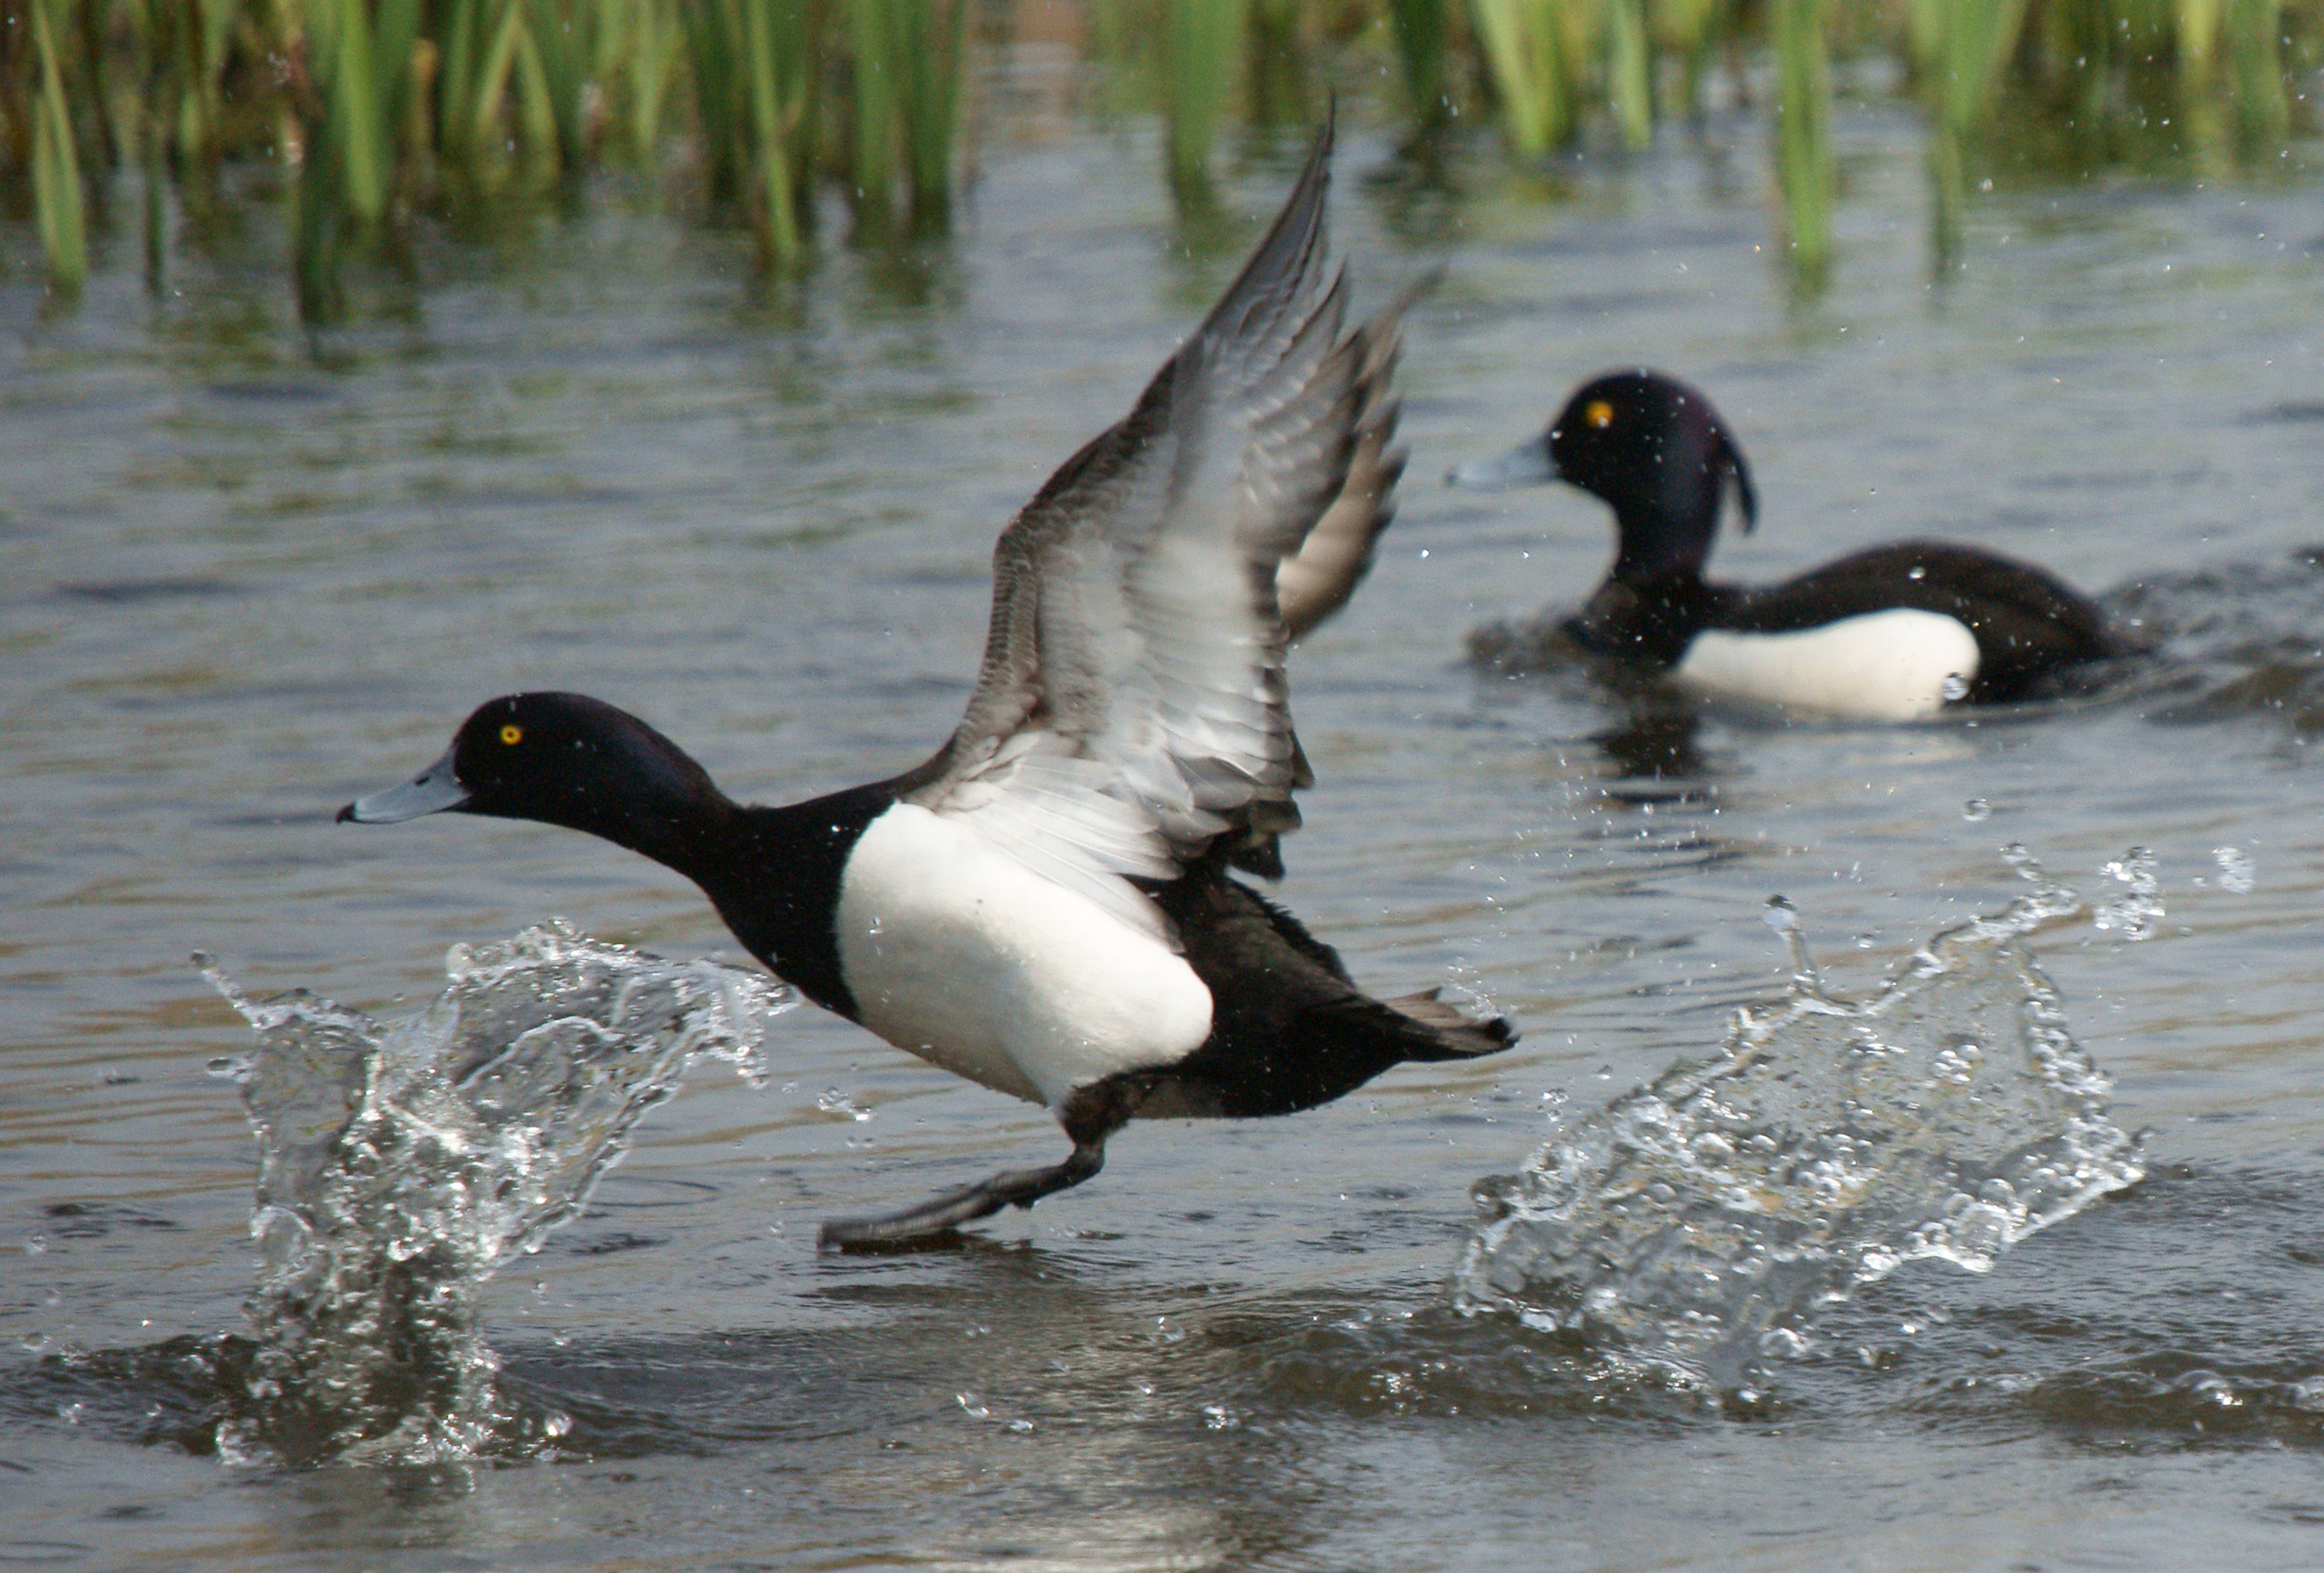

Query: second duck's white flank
[834,803,1215,1109]
[1675,608,1982,721]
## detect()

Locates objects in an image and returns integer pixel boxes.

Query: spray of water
[1451,849,2146,1391]
[197,920,791,1464]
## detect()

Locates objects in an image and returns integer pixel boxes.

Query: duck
[339,121,1514,1250]
[1447,369,2119,720]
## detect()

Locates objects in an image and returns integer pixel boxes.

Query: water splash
[2092,847,2163,940]
[197,920,792,1465]
[1451,855,2143,1391]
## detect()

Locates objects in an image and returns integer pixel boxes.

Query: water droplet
[194,924,799,1464]
[816,1088,874,1122]
[1757,1327,1812,1359]
[1962,798,1991,822]
[2212,846,2255,894]
[2093,847,2163,940]
[1448,876,2142,1385]
[1941,673,1970,702]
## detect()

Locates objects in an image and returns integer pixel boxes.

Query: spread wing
[898,120,1412,940]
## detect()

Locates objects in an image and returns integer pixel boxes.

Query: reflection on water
[1453,854,2145,1390]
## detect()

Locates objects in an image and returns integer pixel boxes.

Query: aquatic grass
[845,0,900,234]
[898,0,967,230]
[30,0,88,293]
[1469,0,1574,156]
[847,0,964,235]
[608,0,687,165]
[1652,0,1728,120]
[2227,0,2291,151]
[1773,0,1835,288]
[1384,0,1453,126]
[1915,0,2035,267]
[1605,0,1652,148]
[1165,0,1246,198]
[736,0,820,267]
[290,0,427,317]
[1470,0,1655,155]
[9,0,2323,311]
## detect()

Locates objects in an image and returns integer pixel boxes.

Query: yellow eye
[499,724,524,746]
[1584,399,1615,430]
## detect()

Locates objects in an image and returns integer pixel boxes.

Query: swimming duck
[1448,369,2118,719]
[340,124,1513,1249]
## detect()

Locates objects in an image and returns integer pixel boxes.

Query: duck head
[338,692,729,869]
[1451,368,1757,585]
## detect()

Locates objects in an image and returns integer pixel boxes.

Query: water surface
[8,84,2324,1571]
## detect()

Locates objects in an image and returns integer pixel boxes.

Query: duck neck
[1610,501,1717,588]
[681,783,905,1022]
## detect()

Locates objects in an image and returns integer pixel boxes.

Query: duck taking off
[1449,369,2118,720]
[340,122,1513,1249]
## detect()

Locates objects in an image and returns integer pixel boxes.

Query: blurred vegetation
[4,0,2320,313]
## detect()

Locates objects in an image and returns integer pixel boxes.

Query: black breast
[706,783,901,1021]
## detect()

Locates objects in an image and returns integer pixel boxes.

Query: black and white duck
[1450,369,2118,719]
[341,123,1513,1249]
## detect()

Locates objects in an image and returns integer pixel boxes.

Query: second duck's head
[1451,369,1758,584]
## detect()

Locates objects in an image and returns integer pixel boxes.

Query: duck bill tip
[1445,441,1557,493]
[337,750,468,825]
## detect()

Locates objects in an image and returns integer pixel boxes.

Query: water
[9,74,2324,1571]
[1453,867,2143,1391]
[197,924,787,1466]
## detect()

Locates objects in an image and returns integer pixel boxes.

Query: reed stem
[1773,0,1833,289]
[10,0,2320,307]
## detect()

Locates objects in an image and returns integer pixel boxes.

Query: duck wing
[899,122,1409,936]
[1274,274,1420,641]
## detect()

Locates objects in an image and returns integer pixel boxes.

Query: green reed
[1385,0,1453,126]
[1165,0,1246,196]
[7,0,2318,314]
[1773,0,1835,287]
[29,0,87,293]
[1913,0,2036,266]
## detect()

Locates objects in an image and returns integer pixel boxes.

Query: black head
[338,692,730,868]
[1547,370,1756,581]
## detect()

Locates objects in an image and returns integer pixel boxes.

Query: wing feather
[904,119,1419,931]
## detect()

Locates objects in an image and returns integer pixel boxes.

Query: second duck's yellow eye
[500,724,524,746]
[1584,399,1615,429]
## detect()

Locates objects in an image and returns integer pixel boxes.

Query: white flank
[1675,609,1982,721]
[834,804,1214,1108]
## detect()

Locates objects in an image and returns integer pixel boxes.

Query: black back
[1722,541,2118,701]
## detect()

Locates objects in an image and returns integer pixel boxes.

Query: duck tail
[1380,987,1518,1059]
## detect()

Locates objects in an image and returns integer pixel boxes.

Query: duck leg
[816,1079,1146,1251]
[817,1140,1106,1250]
